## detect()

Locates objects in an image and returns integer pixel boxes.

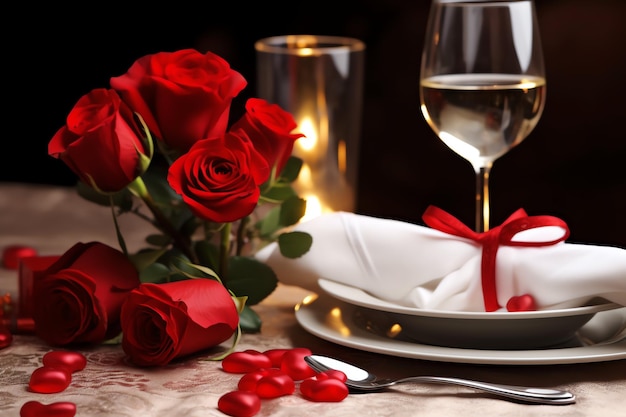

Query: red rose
[167,132,269,222]
[231,98,304,176]
[120,279,239,367]
[48,88,148,192]
[110,48,247,154]
[32,242,141,346]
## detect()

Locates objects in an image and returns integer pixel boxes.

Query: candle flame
[296,117,317,152]
[293,116,336,221]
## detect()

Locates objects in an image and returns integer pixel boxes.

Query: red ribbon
[422,206,570,311]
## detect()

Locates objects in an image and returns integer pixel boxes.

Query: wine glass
[419,0,546,232]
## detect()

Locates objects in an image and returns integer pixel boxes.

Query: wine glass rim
[255,35,365,55]
[436,0,533,4]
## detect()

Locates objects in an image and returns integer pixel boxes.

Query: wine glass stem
[475,165,492,233]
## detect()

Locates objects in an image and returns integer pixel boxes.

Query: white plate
[318,278,619,319]
[295,293,626,365]
[317,279,622,349]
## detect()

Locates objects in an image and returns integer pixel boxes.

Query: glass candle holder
[255,35,365,219]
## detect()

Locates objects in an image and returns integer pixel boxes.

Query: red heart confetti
[222,349,272,373]
[28,366,72,393]
[20,400,77,417]
[43,351,87,373]
[300,372,349,402]
[506,294,537,312]
[217,390,261,417]
[2,245,38,269]
[279,347,317,380]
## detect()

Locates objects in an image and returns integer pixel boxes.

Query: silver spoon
[304,355,576,405]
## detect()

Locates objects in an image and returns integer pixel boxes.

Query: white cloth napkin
[255,211,626,311]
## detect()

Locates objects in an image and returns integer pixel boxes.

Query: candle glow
[293,116,334,220]
[296,117,318,152]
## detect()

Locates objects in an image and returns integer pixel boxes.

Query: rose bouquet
[41,48,312,363]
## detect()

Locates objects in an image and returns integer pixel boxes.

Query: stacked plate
[295,278,626,365]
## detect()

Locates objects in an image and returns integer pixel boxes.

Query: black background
[4,0,625,247]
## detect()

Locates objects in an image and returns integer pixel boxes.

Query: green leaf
[194,239,220,270]
[225,256,277,305]
[169,256,213,278]
[255,205,282,238]
[279,196,307,226]
[145,233,172,247]
[261,183,297,202]
[141,163,197,230]
[141,163,179,204]
[182,262,221,281]
[138,262,171,284]
[279,156,303,183]
[129,247,169,272]
[255,196,307,238]
[238,305,262,333]
[77,181,133,210]
[278,231,313,258]
[180,215,201,238]
[156,248,189,265]
[231,295,248,314]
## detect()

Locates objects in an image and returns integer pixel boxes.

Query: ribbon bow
[422,206,570,311]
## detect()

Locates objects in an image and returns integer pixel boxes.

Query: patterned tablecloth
[1,183,625,417]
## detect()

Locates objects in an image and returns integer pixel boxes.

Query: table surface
[1,182,625,417]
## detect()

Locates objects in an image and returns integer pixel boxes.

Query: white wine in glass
[420,0,546,232]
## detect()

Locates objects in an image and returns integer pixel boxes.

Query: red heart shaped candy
[222,350,272,373]
[238,368,279,391]
[506,294,537,312]
[279,347,316,380]
[318,369,347,383]
[217,390,261,417]
[300,374,349,402]
[255,370,295,398]
[262,348,289,367]
[20,400,76,417]
[43,351,87,373]
[238,368,295,398]
[28,366,72,393]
